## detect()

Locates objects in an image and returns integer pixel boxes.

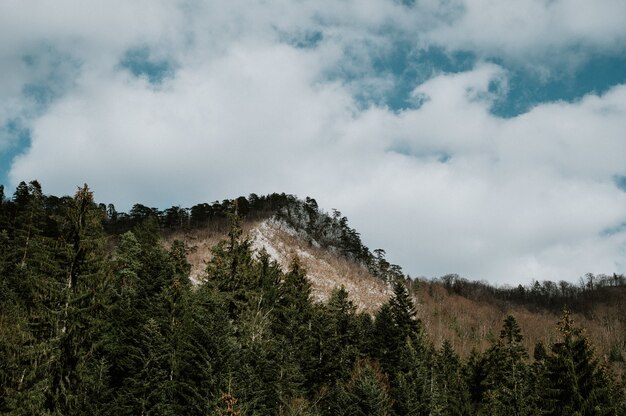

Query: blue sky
[2,0,626,284]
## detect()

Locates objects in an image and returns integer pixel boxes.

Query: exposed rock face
[249,219,391,313]
[166,218,391,313]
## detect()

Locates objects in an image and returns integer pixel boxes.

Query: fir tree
[392,336,431,416]
[372,278,421,376]
[311,286,359,390]
[51,184,113,414]
[344,360,392,416]
[541,309,618,415]
[430,339,470,416]
[479,315,535,416]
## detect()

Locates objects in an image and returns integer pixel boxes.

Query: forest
[1,180,625,415]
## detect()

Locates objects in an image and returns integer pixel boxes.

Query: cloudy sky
[2,1,626,284]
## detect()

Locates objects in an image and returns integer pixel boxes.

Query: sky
[1,0,626,285]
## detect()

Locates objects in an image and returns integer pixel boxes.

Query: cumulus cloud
[2,0,626,283]
[328,70,626,283]
[423,0,626,70]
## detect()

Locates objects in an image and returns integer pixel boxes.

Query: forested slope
[1,181,625,415]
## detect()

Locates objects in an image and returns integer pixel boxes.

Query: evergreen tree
[479,315,535,416]
[372,278,421,376]
[3,183,626,415]
[107,219,197,415]
[371,303,403,375]
[272,257,315,396]
[464,348,490,414]
[205,213,257,323]
[0,182,64,414]
[180,284,236,414]
[430,340,470,416]
[316,381,353,416]
[1,184,112,415]
[106,230,144,412]
[316,359,392,416]
[392,336,431,416]
[344,360,392,416]
[541,309,617,415]
[311,286,360,390]
[389,278,420,338]
[50,184,113,414]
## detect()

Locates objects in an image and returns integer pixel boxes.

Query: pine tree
[343,360,392,416]
[392,336,431,416]
[479,315,535,416]
[272,257,314,396]
[50,184,113,414]
[389,278,420,338]
[1,184,112,415]
[430,340,471,416]
[311,286,359,389]
[541,309,618,415]
[372,278,421,376]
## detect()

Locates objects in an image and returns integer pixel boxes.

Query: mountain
[1,181,625,414]
[115,187,624,382]
[165,217,391,313]
[160,198,626,378]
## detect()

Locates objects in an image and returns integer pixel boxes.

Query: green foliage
[478,315,535,416]
[0,184,114,415]
[538,309,619,415]
[431,340,471,415]
[341,360,392,416]
[392,336,431,416]
[313,286,360,386]
[372,279,422,376]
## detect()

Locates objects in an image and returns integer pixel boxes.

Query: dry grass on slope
[412,280,625,377]
[163,219,391,313]
[163,219,624,377]
[249,219,391,314]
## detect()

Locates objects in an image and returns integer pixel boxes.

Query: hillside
[1,181,625,414]
[3,181,625,367]
[164,218,391,314]
[164,213,626,378]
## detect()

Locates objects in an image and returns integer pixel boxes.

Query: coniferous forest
[1,181,625,415]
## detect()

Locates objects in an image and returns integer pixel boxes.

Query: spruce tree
[109,218,196,414]
[389,278,420,338]
[372,278,421,376]
[51,184,113,414]
[344,360,392,416]
[541,309,618,415]
[272,257,314,396]
[1,184,112,415]
[479,315,535,415]
[464,348,490,414]
[307,285,360,395]
[0,182,64,414]
[204,213,256,323]
[392,336,431,416]
[430,340,470,416]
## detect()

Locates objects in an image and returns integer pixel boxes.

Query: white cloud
[3,1,626,284]
[423,0,626,69]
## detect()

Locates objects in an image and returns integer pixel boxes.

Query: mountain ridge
[150,192,625,377]
[2,182,625,371]
[1,181,625,413]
